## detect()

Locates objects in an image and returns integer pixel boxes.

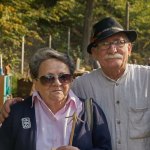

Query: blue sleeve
[92,100,112,150]
[72,98,112,150]
[0,118,13,150]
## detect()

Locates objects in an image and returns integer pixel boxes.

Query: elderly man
[0,17,150,150]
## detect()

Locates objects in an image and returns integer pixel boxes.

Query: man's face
[91,33,132,71]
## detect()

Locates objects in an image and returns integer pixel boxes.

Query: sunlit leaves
[0,0,76,48]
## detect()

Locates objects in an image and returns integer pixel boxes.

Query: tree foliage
[1,0,150,67]
[0,0,76,47]
[0,0,77,68]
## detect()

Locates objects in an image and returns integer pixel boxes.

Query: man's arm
[0,97,23,123]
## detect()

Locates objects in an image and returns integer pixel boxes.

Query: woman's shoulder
[78,98,107,126]
[10,96,33,113]
[78,97,104,114]
[1,96,33,128]
[75,69,101,80]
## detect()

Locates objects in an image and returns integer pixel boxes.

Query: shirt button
[117,120,121,124]
[118,140,121,144]
[116,82,119,86]
[55,138,58,142]
[116,101,120,104]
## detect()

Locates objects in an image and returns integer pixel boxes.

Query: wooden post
[0,54,2,70]
[68,27,70,55]
[0,54,4,75]
[49,35,52,48]
[76,58,81,70]
[21,36,24,74]
[126,2,129,30]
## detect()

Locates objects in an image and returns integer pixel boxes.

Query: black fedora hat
[87,17,137,54]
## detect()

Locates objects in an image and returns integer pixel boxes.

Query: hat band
[91,27,123,42]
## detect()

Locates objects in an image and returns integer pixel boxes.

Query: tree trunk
[81,0,95,65]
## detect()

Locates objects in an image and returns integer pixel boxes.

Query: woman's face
[33,58,72,105]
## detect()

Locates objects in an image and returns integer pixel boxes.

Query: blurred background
[0,0,150,98]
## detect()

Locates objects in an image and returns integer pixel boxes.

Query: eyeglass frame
[36,74,72,86]
[94,39,129,50]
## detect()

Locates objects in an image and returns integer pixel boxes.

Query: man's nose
[108,43,117,54]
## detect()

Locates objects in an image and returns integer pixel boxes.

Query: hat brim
[87,30,137,54]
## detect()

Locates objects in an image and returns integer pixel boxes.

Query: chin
[52,96,65,102]
[109,59,123,65]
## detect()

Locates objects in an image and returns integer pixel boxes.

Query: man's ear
[33,79,38,91]
[128,43,132,57]
[91,47,98,61]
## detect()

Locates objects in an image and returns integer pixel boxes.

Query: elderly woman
[0,48,111,150]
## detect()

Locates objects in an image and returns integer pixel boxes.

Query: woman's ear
[33,79,38,91]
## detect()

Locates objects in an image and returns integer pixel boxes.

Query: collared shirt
[71,64,150,150]
[32,89,82,150]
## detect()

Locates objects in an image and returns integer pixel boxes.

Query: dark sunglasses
[36,74,72,86]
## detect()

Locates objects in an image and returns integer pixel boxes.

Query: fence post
[68,27,70,55]
[21,36,24,74]
[126,2,129,30]
[49,35,52,48]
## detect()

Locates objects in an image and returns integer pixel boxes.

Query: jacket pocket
[129,106,150,139]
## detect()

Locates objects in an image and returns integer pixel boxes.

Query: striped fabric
[71,64,150,150]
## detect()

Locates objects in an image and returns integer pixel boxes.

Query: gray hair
[29,47,75,79]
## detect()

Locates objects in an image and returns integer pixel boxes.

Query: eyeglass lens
[97,40,127,50]
[40,74,72,86]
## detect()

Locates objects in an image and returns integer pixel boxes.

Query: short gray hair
[29,47,75,79]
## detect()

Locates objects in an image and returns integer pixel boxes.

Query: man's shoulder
[74,69,101,81]
[128,64,150,71]
[72,69,102,87]
[127,64,150,80]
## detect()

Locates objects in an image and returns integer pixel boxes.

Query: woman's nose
[52,77,61,86]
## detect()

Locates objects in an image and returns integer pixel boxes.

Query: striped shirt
[71,64,150,150]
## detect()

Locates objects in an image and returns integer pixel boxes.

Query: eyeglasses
[36,74,72,86]
[95,40,129,50]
